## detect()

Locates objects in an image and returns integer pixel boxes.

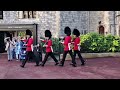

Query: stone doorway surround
[0,24,38,45]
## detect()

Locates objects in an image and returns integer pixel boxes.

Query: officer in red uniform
[71,29,85,66]
[40,30,59,67]
[20,29,33,68]
[59,27,76,67]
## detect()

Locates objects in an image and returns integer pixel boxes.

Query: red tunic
[72,37,80,50]
[26,38,33,51]
[63,36,72,51]
[42,39,52,52]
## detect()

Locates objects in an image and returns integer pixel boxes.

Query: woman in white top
[4,37,14,61]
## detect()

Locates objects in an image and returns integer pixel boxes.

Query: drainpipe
[88,11,90,33]
[113,11,116,35]
[115,11,120,36]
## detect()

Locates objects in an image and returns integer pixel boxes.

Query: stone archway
[0,24,38,53]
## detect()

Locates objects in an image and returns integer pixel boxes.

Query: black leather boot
[20,65,24,68]
[34,64,40,66]
[81,62,85,66]
[59,63,64,66]
[40,62,44,67]
[55,62,59,66]
[72,64,77,67]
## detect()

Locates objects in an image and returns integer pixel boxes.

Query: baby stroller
[19,41,26,61]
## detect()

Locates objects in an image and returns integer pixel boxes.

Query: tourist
[4,37,14,61]
[39,30,59,67]
[20,29,33,68]
[71,29,85,66]
[59,27,76,67]
[19,37,26,61]
[12,37,17,59]
[15,37,21,61]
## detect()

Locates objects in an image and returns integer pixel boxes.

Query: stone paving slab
[1,54,120,79]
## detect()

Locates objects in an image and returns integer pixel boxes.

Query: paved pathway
[0,54,120,79]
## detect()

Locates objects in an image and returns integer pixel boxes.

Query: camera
[5,37,10,42]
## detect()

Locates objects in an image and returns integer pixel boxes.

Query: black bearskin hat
[64,26,71,36]
[45,30,52,39]
[26,29,32,36]
[73,29,80,37]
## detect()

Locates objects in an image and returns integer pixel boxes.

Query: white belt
[77,44,81,51]
[51,46,53,52]
[68,43,72,50]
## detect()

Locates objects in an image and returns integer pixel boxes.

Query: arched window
[98,21,104,35]
[28,11,32,18]
[18,11,37,19]
[23,11,28,18]
[32,11,36,18]
[0,11,3,19]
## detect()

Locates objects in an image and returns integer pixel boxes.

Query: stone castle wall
[60,11,108,36]
[0,11,117,39]
[0,11,60,41]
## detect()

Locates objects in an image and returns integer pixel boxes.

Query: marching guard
[20,29,33,68]
[71,29,86,66]
[40,30,59,67]
[59,27,76,67]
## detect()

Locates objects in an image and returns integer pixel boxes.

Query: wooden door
[99,25,104,35]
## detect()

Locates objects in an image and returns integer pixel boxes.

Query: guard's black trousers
[35,51,42,65]
[74,50,85,64]
[21,51,33,67]
[42,52,58,65]
[60,50,76,65]
[33,47,42,66]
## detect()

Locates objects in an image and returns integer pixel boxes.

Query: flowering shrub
[80,33,120,53]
